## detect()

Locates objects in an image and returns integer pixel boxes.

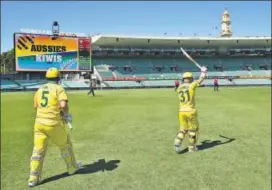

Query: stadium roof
[92,35,271,49]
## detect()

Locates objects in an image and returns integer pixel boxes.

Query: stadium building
[1,9,271,91]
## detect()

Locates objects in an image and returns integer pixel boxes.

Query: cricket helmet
[182,72,193,79]
[46,67,60,79]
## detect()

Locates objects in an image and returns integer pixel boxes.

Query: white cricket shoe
[174,145,182,154]
[28,179,43,188]
[68,162,83,175]
[188,146,198,153]
[28,181,39,188]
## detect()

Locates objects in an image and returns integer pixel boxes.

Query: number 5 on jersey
[179,89,190,102]
[41,91,49,107]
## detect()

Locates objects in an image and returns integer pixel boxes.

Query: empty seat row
[94,57,271,78]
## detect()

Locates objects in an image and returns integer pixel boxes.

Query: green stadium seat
[93,57,271,82]
[250,70,271,76]
[1,80,21,90]
[62,81,89,88]
[16,80,47,89]
[104,81,142,88]
[233,79,271,85]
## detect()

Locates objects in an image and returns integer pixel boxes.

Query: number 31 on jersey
[178,89,191,102]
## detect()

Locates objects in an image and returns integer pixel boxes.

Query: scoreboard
[14,33,92,71]
[78,37,91,70]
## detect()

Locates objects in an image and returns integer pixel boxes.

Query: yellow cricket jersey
[34,82,68,126]
[177,81,199,112]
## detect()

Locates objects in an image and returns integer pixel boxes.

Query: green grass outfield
[1,87,271,190]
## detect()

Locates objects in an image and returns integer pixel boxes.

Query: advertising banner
[14,33,91,71]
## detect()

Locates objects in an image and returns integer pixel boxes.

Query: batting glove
[201,66,208,73]
[63,114,73,123]
[200,72,206,78]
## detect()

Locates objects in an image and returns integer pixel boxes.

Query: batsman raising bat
[174,48,208,153]
[28,67,80,187]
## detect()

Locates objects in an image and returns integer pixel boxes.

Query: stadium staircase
[93,66,103,82]
[91,34,102,43]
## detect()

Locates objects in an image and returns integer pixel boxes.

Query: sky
[1,1,271,52]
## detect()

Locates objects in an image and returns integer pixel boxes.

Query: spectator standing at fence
[213,77,219,91]
[175,80,180,91]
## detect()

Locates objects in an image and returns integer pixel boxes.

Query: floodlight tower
[52,21,60,37]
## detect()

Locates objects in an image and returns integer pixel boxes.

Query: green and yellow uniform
[29,68,78,185]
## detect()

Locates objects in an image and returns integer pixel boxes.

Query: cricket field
[1,87,271,190]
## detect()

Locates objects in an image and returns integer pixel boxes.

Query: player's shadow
[40,159,120,185]
[179,135,235,154]
[198,135,235,151]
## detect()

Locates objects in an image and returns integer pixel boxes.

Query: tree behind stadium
[1,48,15,73]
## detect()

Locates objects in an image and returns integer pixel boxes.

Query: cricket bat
[180,47,202,70]
[67,122,73,130]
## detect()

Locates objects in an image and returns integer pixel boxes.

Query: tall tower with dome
[221,8,232,37]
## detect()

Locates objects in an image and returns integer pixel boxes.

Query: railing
[100,34,271,40]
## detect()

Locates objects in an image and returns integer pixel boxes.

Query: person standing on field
[87,79,95,96]
[213,77,219,91]
[174,80,180,91]
[174,67,207,153]
[28,67,81,187]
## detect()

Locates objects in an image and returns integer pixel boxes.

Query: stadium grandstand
[2,35,271,91]
[1,9,271,91]
[92,35,271,88]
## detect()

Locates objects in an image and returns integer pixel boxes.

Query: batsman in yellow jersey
[174,67,207,153]
[28,67,80,187]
